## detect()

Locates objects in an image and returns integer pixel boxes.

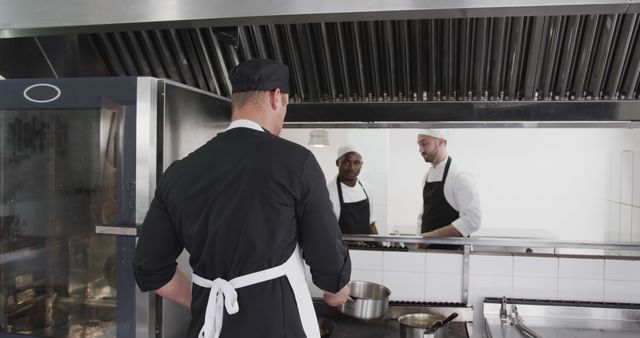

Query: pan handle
[424,312,459,334]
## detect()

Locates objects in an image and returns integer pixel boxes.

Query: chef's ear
[269,88,283,110]
[336,159,340,166]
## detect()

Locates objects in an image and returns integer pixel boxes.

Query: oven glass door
[1,102,136,337]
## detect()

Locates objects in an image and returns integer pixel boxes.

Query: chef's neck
[339,177,358,187]
[231,113,279,135]
[431,150,448,167]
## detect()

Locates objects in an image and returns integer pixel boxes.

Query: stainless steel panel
[284,101,640,124]
[0,0,633,38]
[135,77,157,338]
[484,299,640,338]
[134,78,157,225]
[341,234,640,251]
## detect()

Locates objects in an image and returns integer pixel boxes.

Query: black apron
[421,157,461,250]
[337,179,371,234]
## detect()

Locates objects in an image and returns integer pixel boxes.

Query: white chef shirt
[420,156,481,237]
[327,177,376,225]
[225,119,264,132]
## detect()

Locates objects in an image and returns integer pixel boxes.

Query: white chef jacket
[327,177,376,225]
[420,156,481,237]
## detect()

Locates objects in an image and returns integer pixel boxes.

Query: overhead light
[308,129,330,148]
[0,74,4,80]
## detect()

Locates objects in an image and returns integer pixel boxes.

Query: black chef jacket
[133,127,351,338]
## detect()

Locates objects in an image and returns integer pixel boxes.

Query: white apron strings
[191,245,320,338]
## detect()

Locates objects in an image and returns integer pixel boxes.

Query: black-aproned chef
[417,129,481,249]
[133,59,351,338]
[327,145,378,235]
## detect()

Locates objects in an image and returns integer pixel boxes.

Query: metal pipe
[204,28,232,96]
[283,24,305,101]
[190,28,221,95]
[573,15,599,99]
[556,16,581,100]
[137,30,167,78]
[366,21,381,99]
[588,14,619,98]
[318,22,337,101]
[250,25,268,59]
[334,22,351,100]
[605,14,637,98]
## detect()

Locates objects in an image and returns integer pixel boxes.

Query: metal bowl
[337,281,391,320]
[398,313,445,338]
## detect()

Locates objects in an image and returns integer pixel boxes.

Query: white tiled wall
[603,259,640,303]
[515,277,558,299]
[513,256,557,278]
[349,250,383,270]
[558,278,603,301]
[383,251,425,272]
[559,258,604,279]
[556,258,605,302]
[470,254,513,276]
[426,252,464,302]
[383,271,425,301]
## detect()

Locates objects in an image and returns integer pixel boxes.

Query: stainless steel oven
[0,77,230,338]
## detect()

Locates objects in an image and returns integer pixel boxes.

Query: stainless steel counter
[342,234,640,252]
[483,298,640,338]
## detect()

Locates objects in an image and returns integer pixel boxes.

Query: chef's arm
[322,284,351,307]
[370,222,379,235]
[155,269,192,308]
[297,154,352,295]
[449,172,481,236]
[421,224,462,237]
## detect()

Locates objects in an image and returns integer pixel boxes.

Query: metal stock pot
[398,312,458,338]
[337,281,390,320]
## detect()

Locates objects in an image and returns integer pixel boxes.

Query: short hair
[231,91,269,109]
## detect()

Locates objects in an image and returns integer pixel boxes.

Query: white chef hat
[418,129,448,140]
[336,145,361,160]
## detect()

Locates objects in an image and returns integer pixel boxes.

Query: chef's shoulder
[446,163,477,189]
[263,133,314,162]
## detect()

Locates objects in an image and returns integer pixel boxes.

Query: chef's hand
[322,285,351,307]
[418,231,435,249]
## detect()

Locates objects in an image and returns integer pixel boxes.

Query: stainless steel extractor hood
[1,0,640,125]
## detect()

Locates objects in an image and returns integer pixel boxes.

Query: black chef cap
[229,58,289,94]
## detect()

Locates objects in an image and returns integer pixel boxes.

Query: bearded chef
[418,129,481,249]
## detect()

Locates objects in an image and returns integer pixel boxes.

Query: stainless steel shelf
[342,234,640,251]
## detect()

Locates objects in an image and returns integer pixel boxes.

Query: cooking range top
[314,300,472,338]
[346,242,409,251]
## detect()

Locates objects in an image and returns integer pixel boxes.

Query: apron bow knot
[198,278,239,338]
[192,245,320,338]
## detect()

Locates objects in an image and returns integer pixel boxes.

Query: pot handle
[425,312,459,334]
[343,296,357,308]
[422,331,435,338]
